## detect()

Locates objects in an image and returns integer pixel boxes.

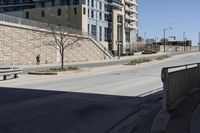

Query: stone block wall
[0,22,110,66]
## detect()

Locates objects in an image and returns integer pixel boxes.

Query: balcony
[125,6,137,13]
[125,14,137,21]
[124,0,137,5]
[125,22,137,29]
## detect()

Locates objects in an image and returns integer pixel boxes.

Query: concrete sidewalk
[9,51,198,74]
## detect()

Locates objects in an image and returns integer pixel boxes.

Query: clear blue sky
[138,0,200,45]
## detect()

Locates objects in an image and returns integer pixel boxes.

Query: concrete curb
[28,71,58,75]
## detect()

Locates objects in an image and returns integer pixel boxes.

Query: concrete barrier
[161,63,200,112]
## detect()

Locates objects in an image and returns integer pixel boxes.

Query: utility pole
[183,31,186,52]
[144,32,147,44]
[199,32,200,51]
[155,37,158,52]
[164,29,166,53]
[163,27,172,53]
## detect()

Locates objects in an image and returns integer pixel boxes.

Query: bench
[0,68,22,80]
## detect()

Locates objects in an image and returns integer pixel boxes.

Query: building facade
[0,0,138,55]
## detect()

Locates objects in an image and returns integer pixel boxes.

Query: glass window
[25,11,29,19]
[58,9,61,16]
[91,10,94,18]
[73,0,79,5]
[104,14,108,21]
[51,0,55,6]
[104,27,108,41]
[91,25,96,38]
[88,9,90,17]
[74,8,77,15]
[41,10,45,17]
[83,7,86,15]
[99,2,102,10]
[99,12,102,20]
[41,2,45,7]
[91,0,94,7]
[88,24,90,32]
[99,26,102,41]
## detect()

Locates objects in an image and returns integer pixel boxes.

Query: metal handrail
[162,63,199,70]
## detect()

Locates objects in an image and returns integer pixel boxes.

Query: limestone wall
[0,22,110,66]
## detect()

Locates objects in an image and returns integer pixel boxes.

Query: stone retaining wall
[0,22,109,66]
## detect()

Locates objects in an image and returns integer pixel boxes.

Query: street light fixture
[163,27,172,53]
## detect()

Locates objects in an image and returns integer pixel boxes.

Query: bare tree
[40,9,83,69]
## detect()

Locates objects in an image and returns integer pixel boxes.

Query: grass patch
[49,68,67,72]
[142,51,157,54]
[156,55,170,60]
[127,58,152,65]
[67,66,78,71]
[34,66,79,73]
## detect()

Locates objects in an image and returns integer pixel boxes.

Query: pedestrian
[36,54,40,65]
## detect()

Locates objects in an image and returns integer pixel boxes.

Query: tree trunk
[61,50,64,70]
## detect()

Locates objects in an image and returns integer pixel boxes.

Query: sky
[138,0,200,45]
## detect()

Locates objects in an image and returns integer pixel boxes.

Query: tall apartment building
[0,0,36,17]
[0,0,138,54]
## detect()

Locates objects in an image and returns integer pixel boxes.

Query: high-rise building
[0,0,138,54]
[0,0,36,17]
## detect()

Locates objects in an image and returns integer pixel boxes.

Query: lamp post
[199,32,200,51]
[183,31,186,52]
[144,32,147,44]
[116,41,120,59]
[163,27,172,53]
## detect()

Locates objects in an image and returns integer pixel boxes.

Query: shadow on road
[0,87,162,133]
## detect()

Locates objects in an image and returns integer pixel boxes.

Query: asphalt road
[5,52,200,97]
[1,53,200,133]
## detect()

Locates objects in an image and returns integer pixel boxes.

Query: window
[41,2,45,7]
[91,10,94,18]
[104,4,108,11]
[83,7,86,15]
[91,0,94,7]
[41,10,45,17]
[91,25,96,38]
[126,32,130,42]
[99,2,102,10]
[25,11,29,19]
[99,12,102,20]
[88,9,90,17]
[88,24,90,32]
[99,26,102,41]
[74,8,77,15]
[51,0,55,6]
[104,14,108,21]
[104,27,108,41]
[73,0,79,4]
[88,0,90,6]
[58,9,61,16]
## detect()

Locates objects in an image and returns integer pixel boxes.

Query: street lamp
[183,31,186,51]
[198,32,200,51]
[163,27,172,53]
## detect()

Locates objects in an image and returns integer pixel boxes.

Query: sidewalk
[9,51,198,74]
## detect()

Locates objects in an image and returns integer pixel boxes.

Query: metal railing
[0,13,114,58]
[161,63,200,112]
